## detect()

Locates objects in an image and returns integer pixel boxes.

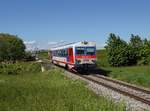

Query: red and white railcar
[50,41,97,70]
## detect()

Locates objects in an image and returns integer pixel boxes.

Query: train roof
[50,41,96,50]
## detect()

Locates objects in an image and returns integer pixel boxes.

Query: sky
[0,0,150,50]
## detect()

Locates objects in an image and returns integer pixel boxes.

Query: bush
[105,33,134,66]
[0,62,41,75]
[139,39,150,65]
[23,52,36,61]
[129,34,143,64]
[105,33,150,67]
[0,33,25,62]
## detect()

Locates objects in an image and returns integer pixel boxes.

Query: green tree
[130,34,143,48]
[0,33,26,62]
[105,33,150,66]
[105,33,131,66]
[0,40,8,61]
[139,39,150,65]
[129,34,143,63]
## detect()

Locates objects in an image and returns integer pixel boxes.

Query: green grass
[0,62,41,75]
[97,49,150,88]
[0,65,125,111]
[38,51,49,59]
[96,50,109,67]
[101,66,150,88]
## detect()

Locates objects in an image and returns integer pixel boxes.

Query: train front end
[74,41,97,71]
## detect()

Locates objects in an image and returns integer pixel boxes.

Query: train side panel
[51,47,75,69]
[52,56,67,67]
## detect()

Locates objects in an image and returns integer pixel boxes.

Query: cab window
[86,47,95,55]
[76,47,85,55]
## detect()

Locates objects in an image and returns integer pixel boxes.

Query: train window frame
[63,49,67,57]
[86,47,96,56]
[52,48,69,57]
[75,47,85,55]
[64,49,68,57]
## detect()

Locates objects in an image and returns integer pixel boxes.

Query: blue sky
[0,0,150,49]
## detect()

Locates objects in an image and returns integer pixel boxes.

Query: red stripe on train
[53,60,75,65]
[75,55,96,59]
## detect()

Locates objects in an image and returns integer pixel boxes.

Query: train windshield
[76,47,95,55]
[86,47,95,55]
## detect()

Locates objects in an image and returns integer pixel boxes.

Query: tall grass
[0,67,125,111]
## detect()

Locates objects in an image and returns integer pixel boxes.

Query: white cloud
[24,40,36,45]
[48,40,65,45]
[60,40,65,42]
[23,40,71,50]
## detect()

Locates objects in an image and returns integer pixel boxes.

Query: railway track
[41,60,150,110]
[70,71,150,106]
[51,63,150,107]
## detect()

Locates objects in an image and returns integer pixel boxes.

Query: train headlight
[76,59,81,64]
[92,60,96,63]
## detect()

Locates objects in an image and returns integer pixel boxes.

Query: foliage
[129,34,143,49]
[105,33,133,66]
[0,62,41,75]
[105,33,150,66]
[138,39,150,65]
[0,68,125,111]
[23,52,36,61]
[129,34,143,64]
[0,33,25,62]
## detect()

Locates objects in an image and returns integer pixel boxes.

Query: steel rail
[84,75,150,105]
[53,64,150,106]
[70,72,150,106]
[93,74,150,94]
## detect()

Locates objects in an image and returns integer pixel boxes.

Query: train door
[68,48,74,63]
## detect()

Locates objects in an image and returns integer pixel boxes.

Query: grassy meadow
[0,62,125,111]
[38,51,49,59]
[101,66,150,88]
[97,50,150,88]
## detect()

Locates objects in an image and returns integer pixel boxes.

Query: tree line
[105,33,150,66]
[1,33,150,66]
